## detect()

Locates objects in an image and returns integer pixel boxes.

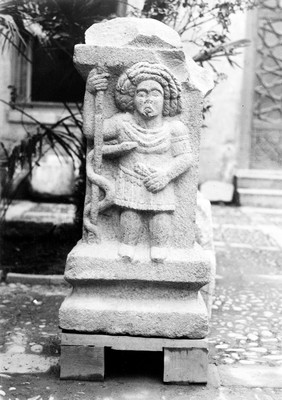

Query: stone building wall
[250,0,282,170]
[0,45,14,149]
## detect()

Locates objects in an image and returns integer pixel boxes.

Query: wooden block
[163,347,208,384]
[60,345,105,381]
[61,332,208,352]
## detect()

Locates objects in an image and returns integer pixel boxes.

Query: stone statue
[86,62,193,262]
[59,18,214,384]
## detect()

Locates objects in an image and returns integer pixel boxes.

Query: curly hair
[115,62,182,117]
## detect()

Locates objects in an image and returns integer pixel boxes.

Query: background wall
[0,45,13,149]
[196,11,249,187]
[0,6,252,202]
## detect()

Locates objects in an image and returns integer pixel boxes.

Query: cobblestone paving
[1,205,282,399]
[0,283,66,360]
[211,205,282,227]
[209,206,282,368]
[215,226,278,248]
[219,387,282,400]
[216,246,282,276]
[209,280,282,366]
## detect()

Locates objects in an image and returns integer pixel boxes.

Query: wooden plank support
[60,333,208,383]
[60,345,105,381]
[61,333,208,352]
[163,347,208,384]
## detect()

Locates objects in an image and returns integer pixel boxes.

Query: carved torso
[104,112,191,211]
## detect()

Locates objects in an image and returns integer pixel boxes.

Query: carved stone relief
[59,18,213,344]
[251,0,282,169]
[83,62,193,262]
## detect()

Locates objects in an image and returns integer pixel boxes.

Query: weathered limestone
[196,191,216,318]
[59,17,213,383]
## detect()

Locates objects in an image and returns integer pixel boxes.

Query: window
[14,0,120,105]
[31,40,85,103]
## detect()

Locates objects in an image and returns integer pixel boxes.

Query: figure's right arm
[83,70,119,141]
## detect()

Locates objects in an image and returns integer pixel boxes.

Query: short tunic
[105,113,191,212]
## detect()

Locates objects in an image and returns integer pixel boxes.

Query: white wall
[0,43,13,150]
[197,12,249,185]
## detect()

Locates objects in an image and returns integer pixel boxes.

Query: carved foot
[118,243,135,261]
[150,246,167,263]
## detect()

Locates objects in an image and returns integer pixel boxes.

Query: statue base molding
[59,242,210,338]
[60,332,208,384]
[63,241,210,286]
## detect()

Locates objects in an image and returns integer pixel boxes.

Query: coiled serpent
[83,148,115,242]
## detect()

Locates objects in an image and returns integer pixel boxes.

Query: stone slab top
[74,17,214,96]
[85,17,182,49]
[1,200,75,224]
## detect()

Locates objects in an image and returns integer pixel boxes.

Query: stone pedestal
[60,242,210,338]
[59,17,214,383]
[59,241,211,382]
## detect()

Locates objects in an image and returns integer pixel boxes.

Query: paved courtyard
[1,205,282,399]
[211,206,282,368]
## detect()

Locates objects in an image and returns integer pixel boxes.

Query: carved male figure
[87,62,193,262]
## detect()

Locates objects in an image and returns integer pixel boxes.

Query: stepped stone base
[238,188,282,208]
[236,169,282,208]
[64,241,210,286]
[59,241,211,338]
[60,289,208,338]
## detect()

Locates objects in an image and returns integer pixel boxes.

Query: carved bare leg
[149,212,171,262]
[119,209,143,260]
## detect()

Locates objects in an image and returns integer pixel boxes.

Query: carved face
[134,80,164,118]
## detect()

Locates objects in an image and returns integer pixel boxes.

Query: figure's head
[115,62,182,117]
[133,79,164,119]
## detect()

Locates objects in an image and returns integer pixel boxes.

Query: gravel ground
[1,205,282,399]
[209,206,282,368]
[210,279,282,366]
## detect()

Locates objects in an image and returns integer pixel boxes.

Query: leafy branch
[0,99,85,220]
[0,0,259,222]
[141,0,258,68]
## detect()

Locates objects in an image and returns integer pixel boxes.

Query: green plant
[0,0,111,223]
[140,0,257,71]
[0,99,85,221]
[0,0,115,59]
[0,0,258,222]
[0,0,258,70]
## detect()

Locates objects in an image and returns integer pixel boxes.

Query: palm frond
[0,100,85,219]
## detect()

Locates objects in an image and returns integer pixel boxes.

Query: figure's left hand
[143,170,170,193]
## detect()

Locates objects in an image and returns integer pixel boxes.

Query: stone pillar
[236,4,282,208]
[59,17,213,383]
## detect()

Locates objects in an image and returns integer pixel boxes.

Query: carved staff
[83,69,114,244]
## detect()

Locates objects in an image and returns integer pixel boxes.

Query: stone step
[238,188,282,208]
[236,169,282,190]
